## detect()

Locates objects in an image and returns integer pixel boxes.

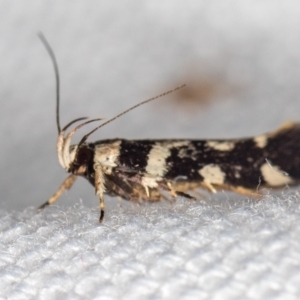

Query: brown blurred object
[171,75,237,111]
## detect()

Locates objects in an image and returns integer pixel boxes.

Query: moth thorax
[69,145,94,176]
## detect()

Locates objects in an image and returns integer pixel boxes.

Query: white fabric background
[1,1,300,299]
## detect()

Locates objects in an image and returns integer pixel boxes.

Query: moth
[38,34,300,222]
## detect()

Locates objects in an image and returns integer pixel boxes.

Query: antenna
[37,32,186,145]
[38,32,61,134]
[77,84,186,147]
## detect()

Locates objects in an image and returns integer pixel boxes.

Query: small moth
[38,34,300,222]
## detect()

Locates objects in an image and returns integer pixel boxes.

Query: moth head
[56,120,96,175]
[68,144,94,176]
[56,117,101,172]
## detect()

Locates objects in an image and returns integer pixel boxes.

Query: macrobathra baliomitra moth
[38,34,300,222]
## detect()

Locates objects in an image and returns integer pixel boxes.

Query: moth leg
[202,181,217,193]
[175,191,196,200]
[167,182,177,198]
[230,186,262,198]
[144,185,150,197]
[94,163,106,222]
[190,189,207,200]
[98,194,105,223]
[165,182,196,200]
[38,174,77,210]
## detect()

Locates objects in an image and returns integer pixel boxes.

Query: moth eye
[76,147,92,165]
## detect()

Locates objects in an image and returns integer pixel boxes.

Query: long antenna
[38,32,61,134]
[77,84,186,147]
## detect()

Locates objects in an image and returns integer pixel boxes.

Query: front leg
[38,174,77,210]
[94,164,106,222]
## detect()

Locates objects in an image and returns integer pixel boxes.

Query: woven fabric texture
[1,193,300,300]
